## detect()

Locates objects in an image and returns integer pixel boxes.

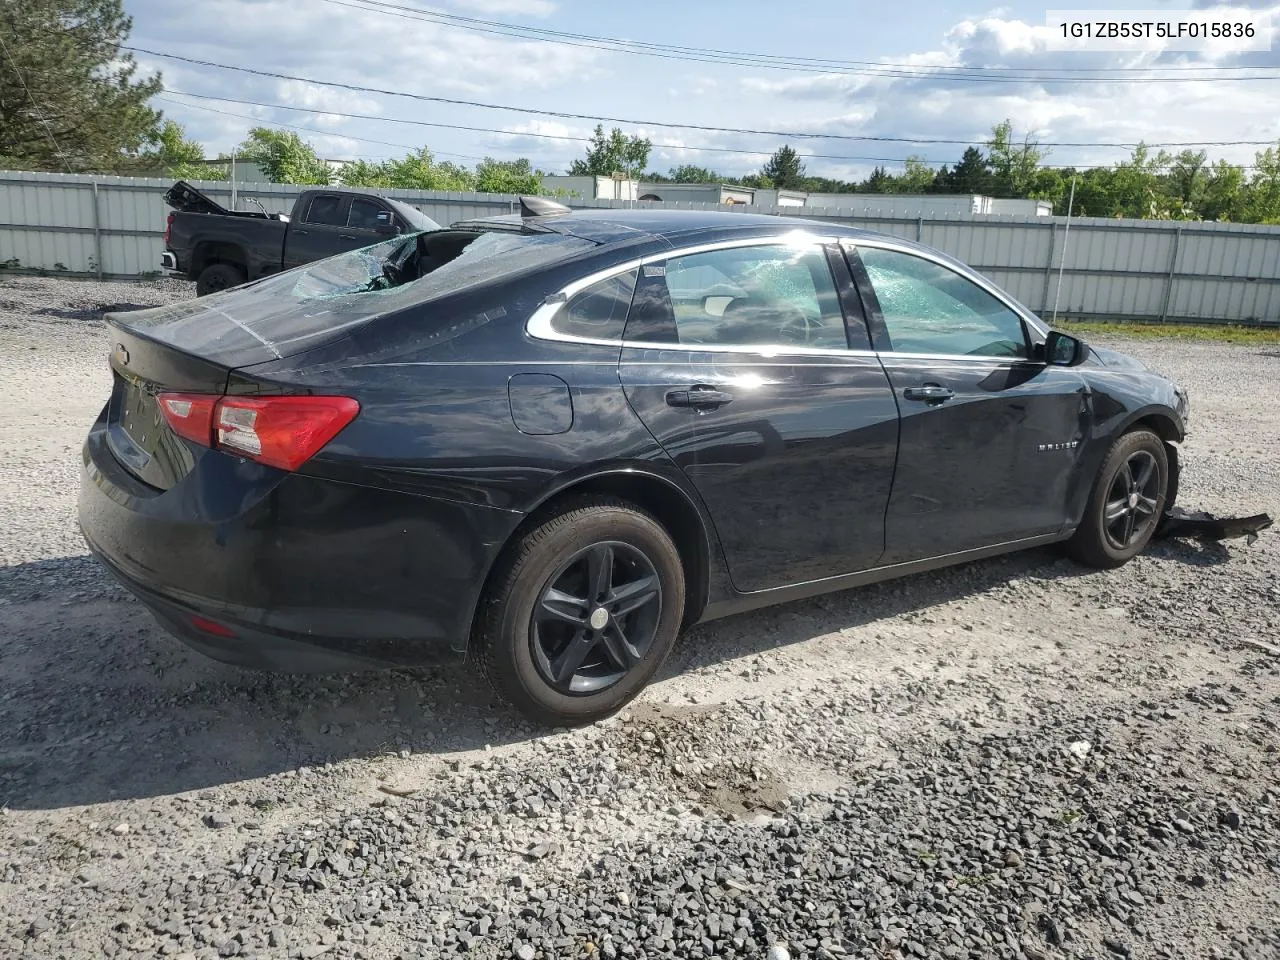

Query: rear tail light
[164,212,175,246]
[189,614,237,638]
[159,394,218,446]
[158,392,359,471]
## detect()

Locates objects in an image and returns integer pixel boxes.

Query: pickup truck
[161,181,442,295]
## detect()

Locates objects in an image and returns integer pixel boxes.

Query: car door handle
[293,228,310,236]
[902,384,955,404]
[339,234,358,240]
[666,386,734,409]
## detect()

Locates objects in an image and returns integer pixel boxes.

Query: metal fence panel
[4,169,1280,325]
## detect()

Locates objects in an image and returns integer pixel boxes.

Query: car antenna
[519,196,571,218]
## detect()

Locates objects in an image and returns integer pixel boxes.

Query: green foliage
[667,164,724,183]
[761,145,806,189]
[237,128,331,185]
[986,121,1047,198]
[337,148,474,191]
[0,0,162,172]
[136,120,225,180]
[568,125,651,178]
[1245,146,1280,224]
[473,156,542,194]
[945,147,992,195]
[888,156,936,194]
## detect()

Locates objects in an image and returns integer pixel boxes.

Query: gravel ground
[0,276,1277,960]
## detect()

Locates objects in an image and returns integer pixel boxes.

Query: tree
[474,157,541,194]
[1245,144,1280,224]
[1105,144,1171,218]
[568,125,651,178]
[0,0,162,171]
[859,166,892,193]
[135,120,225,179]
[1201,159,1246,221]
[986,120,1047,198]
[891,156,937,194]
[666,164,722,183]
[1164,150,1208,218]
[338,147,473,191]
[948,147,992,194]
[237,128,331,185]
[761,145,806,189]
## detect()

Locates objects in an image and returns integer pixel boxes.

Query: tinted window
[858,247,1028,358]
[348,198,388,230]
[637,244,847,349]
[553,269,638,340]
[304,195,345,226]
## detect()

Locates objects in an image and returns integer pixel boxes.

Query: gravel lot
[0,276,1277,960]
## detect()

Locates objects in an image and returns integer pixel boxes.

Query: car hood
[1086,345,1150,371]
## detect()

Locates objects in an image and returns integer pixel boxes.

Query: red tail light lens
[189,615,237,638]
[158,393,218,446]
[157,393,359,472]
[164,212,175,246]
[216,396,360,471]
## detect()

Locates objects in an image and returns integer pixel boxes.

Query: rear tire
[1067,428,1168,569]
[474,496,684,726]
[195,262,245,296]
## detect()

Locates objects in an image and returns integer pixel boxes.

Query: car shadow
[0,535,1228,811]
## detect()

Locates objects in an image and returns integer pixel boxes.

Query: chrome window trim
[524,230,1052,364]
[526,232,840,349]
[841,236,1050,340]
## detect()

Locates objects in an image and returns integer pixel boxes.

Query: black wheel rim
[530,541,662,696]
[1104,450,1161,549]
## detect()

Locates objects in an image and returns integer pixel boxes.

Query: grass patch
[1059,319,1280,345]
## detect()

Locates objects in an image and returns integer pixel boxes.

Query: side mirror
[1044,330,1088,367]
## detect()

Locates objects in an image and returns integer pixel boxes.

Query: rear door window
[628,243,848,350]
[304,195,346,226]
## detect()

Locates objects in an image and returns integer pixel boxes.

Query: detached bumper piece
[1156,506,1274,544]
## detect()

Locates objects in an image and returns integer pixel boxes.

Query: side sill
[697,531,1071,623]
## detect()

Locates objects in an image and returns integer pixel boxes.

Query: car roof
[452,208,887,247]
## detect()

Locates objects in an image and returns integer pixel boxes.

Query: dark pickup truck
[161,181,442,295]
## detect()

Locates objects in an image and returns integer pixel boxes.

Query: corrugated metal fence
[3,169,1280,326]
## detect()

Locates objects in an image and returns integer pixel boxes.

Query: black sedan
[80,203,1189,725]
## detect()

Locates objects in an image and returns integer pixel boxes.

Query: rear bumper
[160,251,178,272]
[79,410,521,669]
[86,542,402,671]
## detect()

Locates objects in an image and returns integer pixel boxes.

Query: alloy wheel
[1103,450,1161,548]
[530,541,662,695]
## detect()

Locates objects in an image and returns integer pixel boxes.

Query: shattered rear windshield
[111,230,597,362]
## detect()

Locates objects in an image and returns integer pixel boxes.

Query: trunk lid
[100,234,423,488]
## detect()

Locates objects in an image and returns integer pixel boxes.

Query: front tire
[1067,428,1169,569]
[195,262,246,296]
[474,497,685,726]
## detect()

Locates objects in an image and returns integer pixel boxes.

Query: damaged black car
[80,203,1193,725]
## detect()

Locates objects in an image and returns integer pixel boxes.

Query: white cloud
[732,10,1280,172]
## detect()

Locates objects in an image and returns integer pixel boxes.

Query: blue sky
[125,0,1280,182]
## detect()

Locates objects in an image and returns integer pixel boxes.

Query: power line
[318,0,1280,81]
[155,95,486,162]
[158,90,1272,173]
[0,31,73,172]
[128,48,1280,150]
[162,90,955,164]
